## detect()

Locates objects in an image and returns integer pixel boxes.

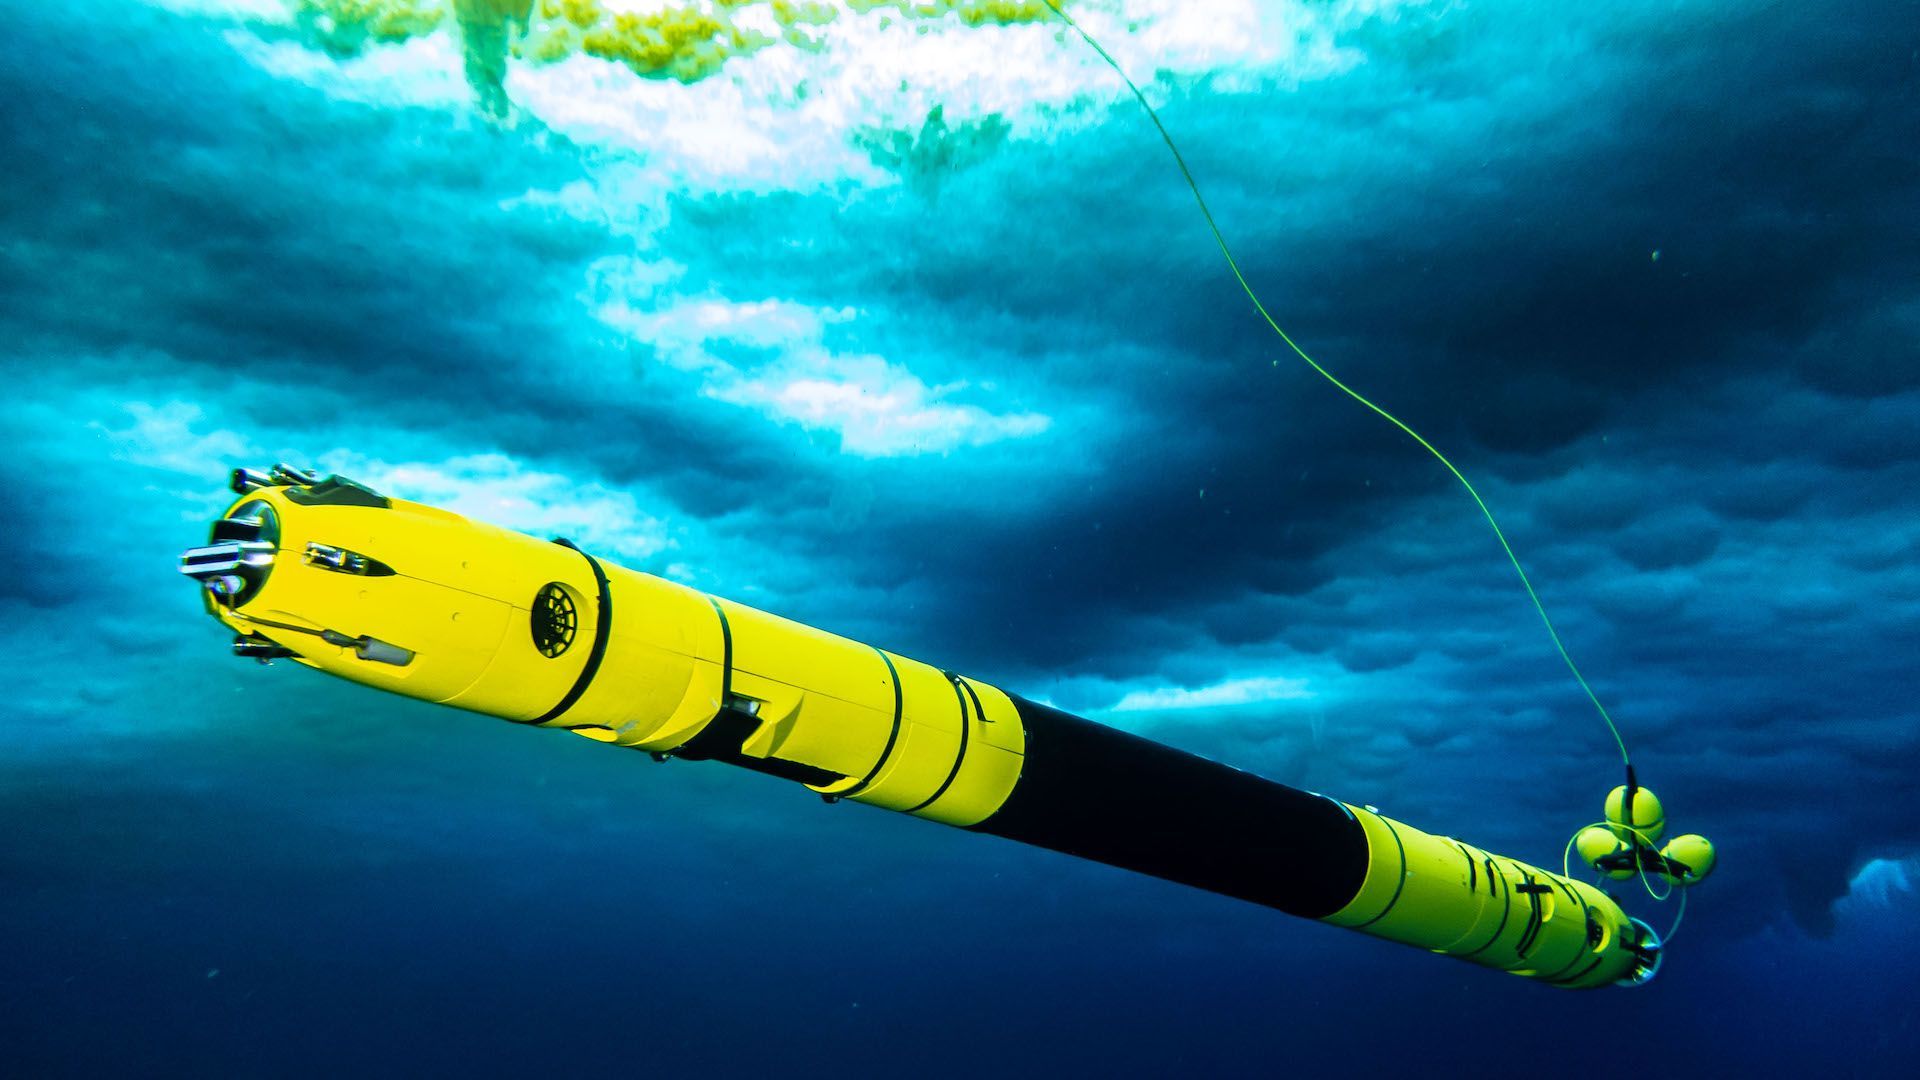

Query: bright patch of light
[713,350,1050,456]
[596,284,1049,455]
[1843,857,1917,908]
[145,0,287,17]
[318,451,676,563]
[221,29,475,109]
[607,293,853,371]
[1111,674,1315,712]
[93,401,259,478]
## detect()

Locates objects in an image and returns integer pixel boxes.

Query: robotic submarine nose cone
[179,499,280,603]
[182,465,425,675]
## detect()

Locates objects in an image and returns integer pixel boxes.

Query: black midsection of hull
[969,697,1369,919]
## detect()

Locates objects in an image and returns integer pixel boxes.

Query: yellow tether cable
[1040,0,1630,766]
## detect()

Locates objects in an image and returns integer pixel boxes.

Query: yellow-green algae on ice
[280,0,1070,116]
[291,0,448,55]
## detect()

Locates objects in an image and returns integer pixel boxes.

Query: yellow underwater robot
[181,465,1712,988]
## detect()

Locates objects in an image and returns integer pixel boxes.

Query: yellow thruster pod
[180,466,1664,988]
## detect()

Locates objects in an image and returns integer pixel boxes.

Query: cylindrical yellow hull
[182,470,1658,989]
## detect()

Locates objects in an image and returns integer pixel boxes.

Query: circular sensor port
[531,582,579,658]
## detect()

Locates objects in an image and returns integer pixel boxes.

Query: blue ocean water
[3,1,1917,1075]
